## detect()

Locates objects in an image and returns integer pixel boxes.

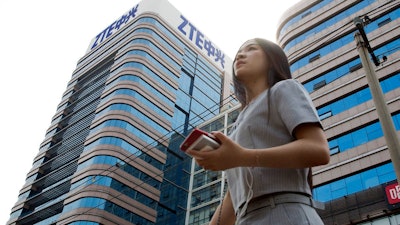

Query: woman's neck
[245,83,268,104]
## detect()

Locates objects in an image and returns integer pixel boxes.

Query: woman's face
[234,39,268,82]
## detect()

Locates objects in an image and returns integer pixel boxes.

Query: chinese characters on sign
[88,3,226,70]
[178,15,225,69]
[91,4,139,50]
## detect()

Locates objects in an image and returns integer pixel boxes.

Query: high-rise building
[278,0,400,224]
[6,0,235,224]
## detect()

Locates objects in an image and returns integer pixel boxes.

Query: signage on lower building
[384,180,400,209]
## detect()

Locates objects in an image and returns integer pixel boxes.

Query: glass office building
[278,0,400,224]
[6,0,234,224]
[184,106,239,225]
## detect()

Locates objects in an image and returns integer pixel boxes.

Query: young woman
[187,38,330,225]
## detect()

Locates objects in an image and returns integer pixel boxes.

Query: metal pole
[354,32,400,183]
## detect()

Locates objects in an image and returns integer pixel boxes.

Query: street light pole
[354,18,400,183]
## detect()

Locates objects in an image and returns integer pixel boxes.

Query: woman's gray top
[226,79,321,213]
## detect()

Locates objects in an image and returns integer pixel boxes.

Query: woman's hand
[186,132,246,171]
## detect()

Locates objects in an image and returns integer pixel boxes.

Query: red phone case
[180,128,220,152]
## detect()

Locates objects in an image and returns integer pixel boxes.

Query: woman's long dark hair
[232,38,292,107]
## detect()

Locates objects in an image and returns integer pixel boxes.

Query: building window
[378,18,391,27]
[313,80,326,90]
[319,111,332,120]
[301,11,312,18]
[309,54,320,63]
[330,146,340,155]
[349,63,362,72]
[313,163,396,202]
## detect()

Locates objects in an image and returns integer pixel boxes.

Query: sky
[0,0,300,223]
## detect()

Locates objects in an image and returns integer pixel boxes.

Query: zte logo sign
[178,15,225,69]
[90,5,139,50]
[385,183,400,204]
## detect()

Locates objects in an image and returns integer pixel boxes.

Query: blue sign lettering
[91,4,139,50]
[178,15,225,69]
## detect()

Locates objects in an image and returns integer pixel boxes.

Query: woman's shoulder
[271,79,305,95]
[272,79,301,90]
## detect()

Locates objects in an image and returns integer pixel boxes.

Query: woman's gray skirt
[236,193,324,225]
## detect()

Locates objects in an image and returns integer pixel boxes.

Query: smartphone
[180,128,220,152]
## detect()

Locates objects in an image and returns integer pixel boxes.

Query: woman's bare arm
[209,190,236,225]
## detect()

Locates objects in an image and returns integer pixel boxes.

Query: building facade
[184,106,238,225]
[278,0,400,224]
[7,0,235,224]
